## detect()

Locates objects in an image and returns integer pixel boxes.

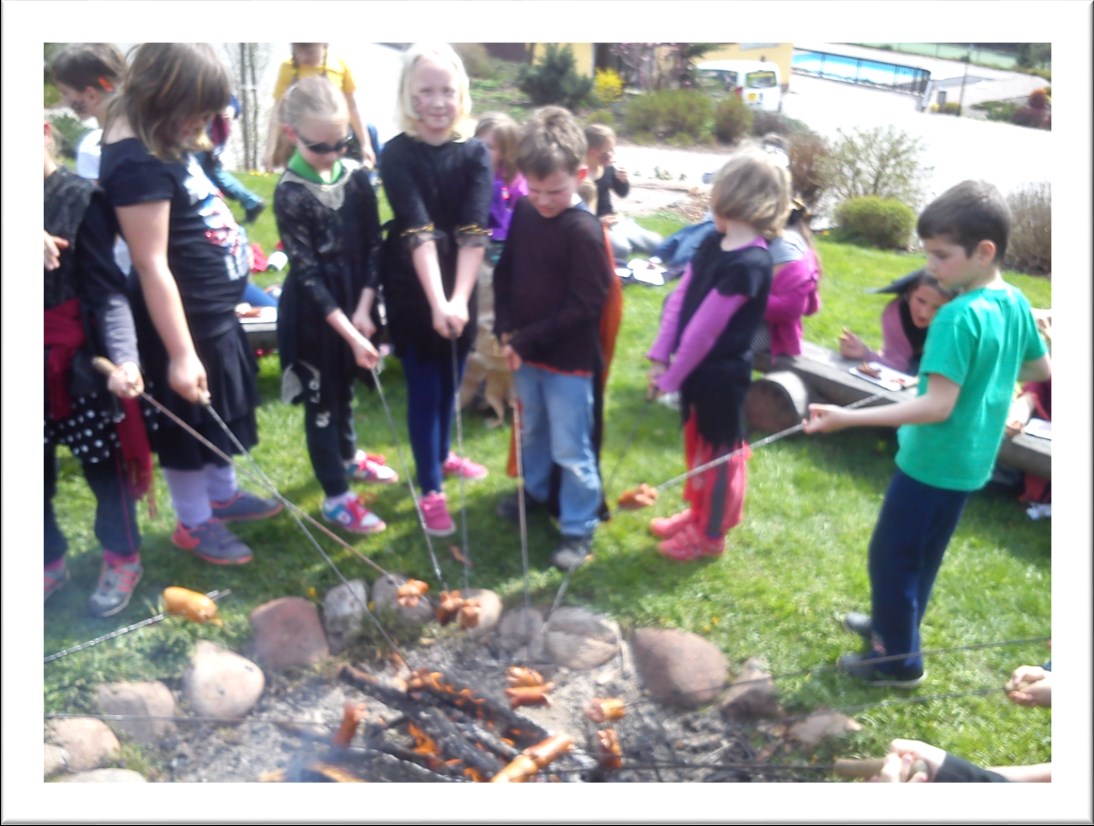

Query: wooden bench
[239,309,278,354]
[747,341,1051,479]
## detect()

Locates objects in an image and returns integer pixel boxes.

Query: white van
[697,60,783,112]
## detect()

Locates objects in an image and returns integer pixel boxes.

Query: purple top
[764,247,820,358]
[489,173,528,242]
[866,298,917,374]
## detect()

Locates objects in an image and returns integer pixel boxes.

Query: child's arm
[610,165,630,199]
[803,372,959,434]
[327,306,379,370]
[655,292,749,393]
[647,263,693,365]
[1017,353,1051,384]
[352,287,377,340]
[447,243,486,335]
[765,261,816,323]
[44,230,69,271]
[115,200,206,403]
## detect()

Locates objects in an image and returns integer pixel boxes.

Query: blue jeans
[868,469,970,674]
[198,152,264,211]
[515,364,601,538]
[400,343,464,494]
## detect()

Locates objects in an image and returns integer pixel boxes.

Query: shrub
[938,101,962,116]
[750,110,789,139]
[826,125,931,208]
[1027,87,1050,111]
[712,95,753,144]
[1011,105,1048,129]
[622,89,712,144]
[593,68,624,104]
[453,43,491,78]
[787,130,834,211]
[1005,184,1051,275]
[518,44,593,110]
[834,195,917,251]
[585,108,616,126]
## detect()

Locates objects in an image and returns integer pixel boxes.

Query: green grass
[45,173,1051,776]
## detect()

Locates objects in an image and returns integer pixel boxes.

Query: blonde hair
[280,75,348,132]
[396,43,472,139]
[475,112,520,183]
[710,150,791,236]
[106,43,230,161]
[516,105,586,179]
[584,123,616,152]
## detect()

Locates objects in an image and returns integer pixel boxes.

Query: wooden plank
[755,341,1051,479]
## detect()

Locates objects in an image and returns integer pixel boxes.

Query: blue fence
[792,50,931,95]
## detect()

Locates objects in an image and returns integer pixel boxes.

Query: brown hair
[584,123,616,152]
[710,150,791,235]
[107,43,230,161]
[50,43,126,93]
[475,112,521,184]
[516,105,586,179]
[916,179,1011,262]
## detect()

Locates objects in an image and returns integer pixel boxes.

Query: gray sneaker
[210,490,283,523]
[551,536,593,571]
[87,558,143,618]
[841,611,873,641]
[172,519,254,565]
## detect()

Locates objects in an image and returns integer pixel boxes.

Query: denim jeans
[400,343,464,494]
[868,469,970,673]
[515,364,601,538]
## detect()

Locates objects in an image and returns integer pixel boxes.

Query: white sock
[324,490,357,509]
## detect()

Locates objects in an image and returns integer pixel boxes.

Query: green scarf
[287,150,344,184]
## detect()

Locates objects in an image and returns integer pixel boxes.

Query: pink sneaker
[442,453,488,481]
[650,508,695,539]
[322,495,386,535]
[345,450,398,484]
[419,491,455,536]
[657,524,725,561]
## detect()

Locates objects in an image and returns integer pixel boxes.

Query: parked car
[697,60,783,112]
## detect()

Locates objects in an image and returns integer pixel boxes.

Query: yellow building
[528,43,793,91]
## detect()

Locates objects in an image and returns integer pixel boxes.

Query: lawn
[44,171,1052,777]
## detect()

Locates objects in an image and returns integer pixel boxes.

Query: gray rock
[322,579,369,654]
[630,627,728,709]
[96,680,178,745]
[371,574,435,628]
[496,607,545,662]
[44,743,69,778]
[543,607,620,671]
[787,710,863,746]
[250,596,330,670]
[45,717,120,773]
[59,768,146,783]
[181,640,265,721]
[720,657,782,722]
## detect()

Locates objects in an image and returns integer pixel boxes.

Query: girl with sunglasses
[272,76,396,536]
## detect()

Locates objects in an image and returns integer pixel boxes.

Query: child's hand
[869,740,944,783]
[349,335,380,370]
[351,306,376,340]
[168,352,210,405]
[802,403,850,434]
[600,214,619,227]
[44,231,69,271]
[1005,665,1052,708]
[647,361,666,398]
[447,295,470,335]
[839,327,866,360]
[501,343,522,372]
[107,361,144,400]
[614,165,628,183]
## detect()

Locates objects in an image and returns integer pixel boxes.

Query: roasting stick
[450,339,473,592]
[90,357,406,655]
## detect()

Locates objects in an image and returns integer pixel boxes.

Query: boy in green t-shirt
[803,180,1051,687]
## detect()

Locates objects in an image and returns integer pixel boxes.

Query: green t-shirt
[896,282,1047,491]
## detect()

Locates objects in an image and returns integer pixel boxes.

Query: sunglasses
[301,130,355,154]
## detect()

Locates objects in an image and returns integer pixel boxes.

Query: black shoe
[837,651,924,688]
[244,200,266,224]
[496,491,543,523]
[551,535,592,571]
[841,611,873,641]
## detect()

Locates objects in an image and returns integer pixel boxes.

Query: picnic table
[748,341,1051,479]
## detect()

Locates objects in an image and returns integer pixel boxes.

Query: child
[585,124,662,262]
[1003,309,1051,508]
[379,43,493,536]
[493,105,614,571]
[199,95,266,224]
[265,43,373,172]
[458,112,527,424]
[49,43,126,181]
[100,43,282,566]
[752,196,822,362]
[646,150,791,561]
[804,180,1051,687]
[273,76,396,535]
[43,120,152,617]
[839,269,956,375]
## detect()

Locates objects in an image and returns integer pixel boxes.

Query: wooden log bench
[747,341,1050,479]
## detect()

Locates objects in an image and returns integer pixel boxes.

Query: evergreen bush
[833,195,917,251]
[518,44,593,110]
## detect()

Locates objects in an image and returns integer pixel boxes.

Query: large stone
[96,680,178,745]
[181,640,265,721]
[630,627,728,709]
[60,768,147,783]
[45,717,120,773]
[44,743,69,778]
[322,579,369,654]
[458,588,503,636]
[250,596,330,670]
[787,710,862,746]
[496,607,545,662]
[720,657,782,722]
[543,607,620,671]
[371,574,435,628]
